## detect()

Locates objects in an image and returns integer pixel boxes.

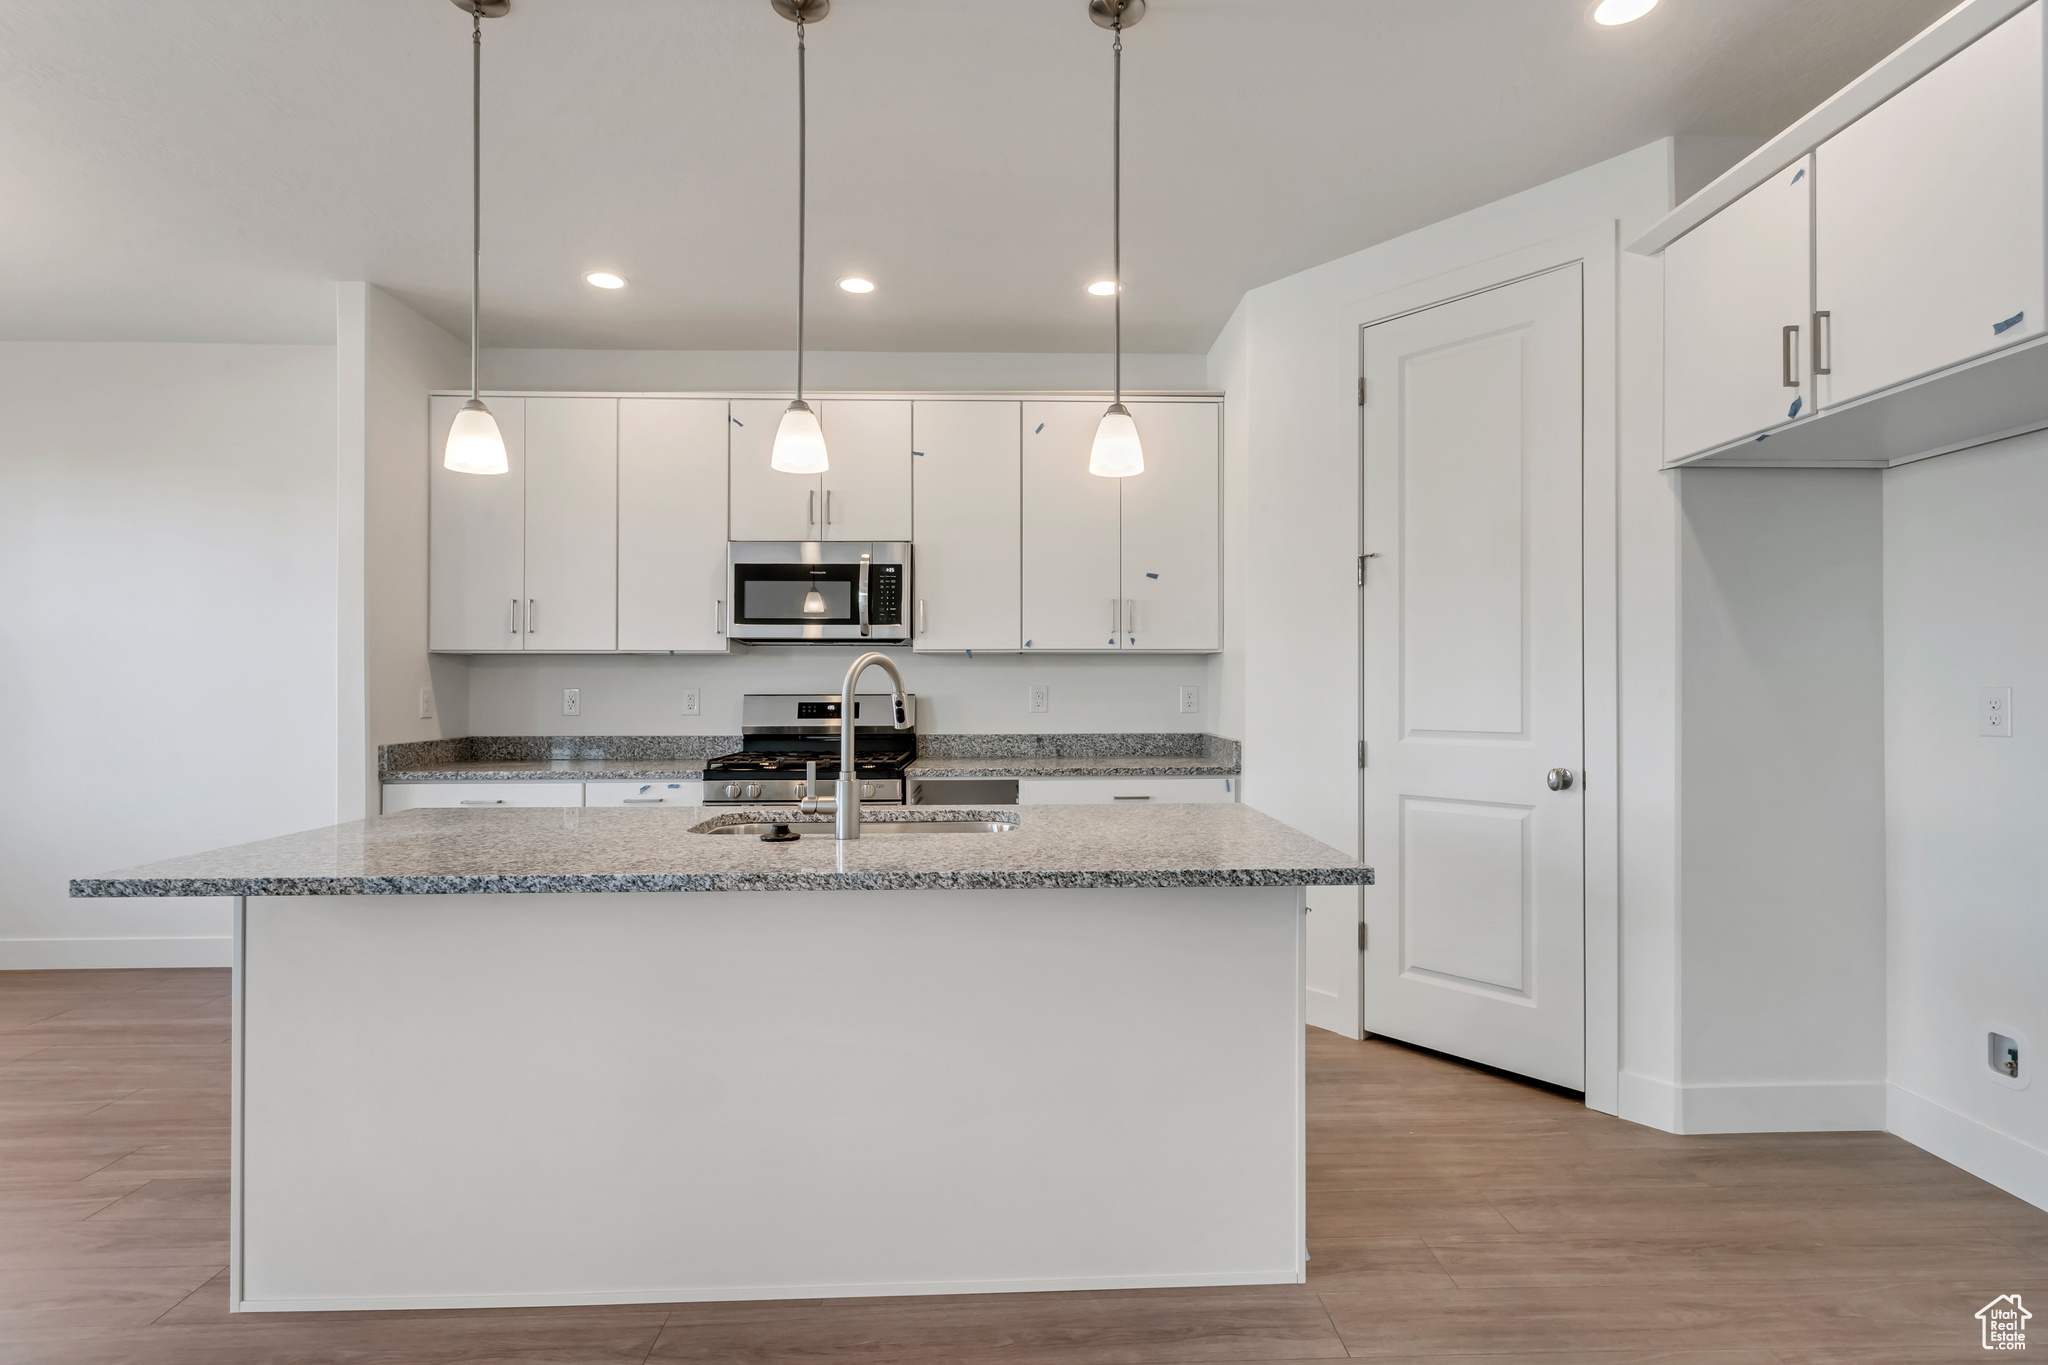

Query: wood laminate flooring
[1,968,2043,1363]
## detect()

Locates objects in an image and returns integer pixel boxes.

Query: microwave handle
[858,552,872,637]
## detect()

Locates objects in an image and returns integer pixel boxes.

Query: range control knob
[745,783,763,800]
[861,782,876,799]
[724,783,740,799]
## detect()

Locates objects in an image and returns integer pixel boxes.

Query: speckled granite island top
[70,804,1369,897]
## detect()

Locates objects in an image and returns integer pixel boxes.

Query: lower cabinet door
[381,782,586,813]
[584,780,706,806]
[1014,777,1237,805]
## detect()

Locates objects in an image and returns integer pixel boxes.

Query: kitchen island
[73,804,1370,1314]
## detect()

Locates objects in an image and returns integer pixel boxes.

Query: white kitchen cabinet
[818,400,913,542]
[1816,2,2045,407]
[1021,401,1123,651]
[619,399,729,651]
[1665,158,1815,460]
[429,395,527,652]
[523,398,617,651]
[1119,402,1220,651]
[381,782,585,814]
[1015,776,1237,804]
[729,398,820,541]
[584,780,705,806]
[911,400,1021,652]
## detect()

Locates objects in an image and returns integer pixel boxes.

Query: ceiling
[0,0,1955,353]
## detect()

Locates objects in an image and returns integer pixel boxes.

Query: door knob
[1546,768,1575,791]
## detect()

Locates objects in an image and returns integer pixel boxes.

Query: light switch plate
[680,688,701,717]
[1981,687,2013,737]
[1178,685,1200,715]
[1028,684,1050,715]
[418,687,434,721]
[563,688,581,718]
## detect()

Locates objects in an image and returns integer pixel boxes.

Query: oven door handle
[858,551,871,638]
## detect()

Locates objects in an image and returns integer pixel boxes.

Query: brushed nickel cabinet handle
[1782,325,1801,388]
[1813,310,1831,376]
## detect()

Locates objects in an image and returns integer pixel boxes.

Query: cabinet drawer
[1014,777,1237,805]
[584,780,705,807]
[381,782,586,813]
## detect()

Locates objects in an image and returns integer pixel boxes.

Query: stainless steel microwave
[726,542,911,644]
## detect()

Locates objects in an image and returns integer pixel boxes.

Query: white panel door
[819,400,914,542]
[618,399,729,652]
[1360,265,1586,1090]
[429,394,526,652]
[1022,402,1122,651]
[1665,157,1814,460]
[1816,3,2046,405]
[729,399,820,541]
[522,398,617,651]
[1120,402,1220,651]
[911,400,1021,651]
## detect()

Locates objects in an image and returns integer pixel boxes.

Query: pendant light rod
[797,11,807,404]
[1112,14,1121,408]
[470,0,482,402]
[769,0,832,477]
[1086,0,1145,480]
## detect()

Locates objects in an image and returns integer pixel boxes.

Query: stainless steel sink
[695,820,1017,837]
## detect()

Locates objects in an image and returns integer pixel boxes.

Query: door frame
[1335,222,1622,1116]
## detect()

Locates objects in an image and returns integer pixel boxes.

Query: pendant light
[771,0,831,475]
[1088,0,1145,478]
[802,585,828,614]
[443,0,510,476]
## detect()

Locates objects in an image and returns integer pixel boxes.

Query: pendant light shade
[1090,0,1144,477]
[802,585,828,614]
[774,0,830,477]
[444,0,508,476]
[772,399,830,474]
[1089,403,1144,478]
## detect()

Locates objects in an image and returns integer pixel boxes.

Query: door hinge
[1357,740,1367,768]
[1358,922,1368,951]
[1358,376,1366,406]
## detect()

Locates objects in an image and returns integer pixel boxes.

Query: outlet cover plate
[563,688,581,717]
[1981,686,2013,737]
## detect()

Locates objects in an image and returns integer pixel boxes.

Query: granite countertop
[904,756,1237,779]
[383,760,712,783]
[70,804,1370,897]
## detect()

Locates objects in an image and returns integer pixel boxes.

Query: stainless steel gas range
[703,692,919,805]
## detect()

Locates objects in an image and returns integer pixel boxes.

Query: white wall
[0,342,338,968]
[338,284,471,818]
[1883,433,2048,1207]
[478,349,1209,395]
[1676,469,1888,1132]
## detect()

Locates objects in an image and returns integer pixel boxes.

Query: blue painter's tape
[1791,167,1806,185]
[966,650,972,658]
[1755,433,1770,442]
[1145,572,1159,579]
[1025,639,1032,647]
[638,785,651,794]
[1995,310,2025,336]
[1034,423,1044,433]
[731,416,744,426]
[1788,395,1803,419]
[913,451,924,456]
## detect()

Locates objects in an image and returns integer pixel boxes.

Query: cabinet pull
[1112,794,1152,801]
[917,598,926,636]
[825,489,833,525]
[1111,598,1120,639]
[528,598,536,633]
[1124,599,1135,635]
[1782,324,1801,388]
[1812,311,1831,376]
[715,599,725,635]
[622,798,664,804]
[808,489,816,527]
[458,799,506,806]
[510,598,519,635]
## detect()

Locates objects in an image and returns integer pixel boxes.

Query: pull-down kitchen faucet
[799,651,913,839]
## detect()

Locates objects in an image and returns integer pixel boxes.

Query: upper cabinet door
[729,399,820,541]
[1665,158,1814,460]
[911,401,1021,652]
[523,398,618,651]
[818,400,914,542]
[619,399,730,652]
[1119,402,1220,651]
[1816,3,2045,406]
[429,394,526,652]
[1022,401,1122,651]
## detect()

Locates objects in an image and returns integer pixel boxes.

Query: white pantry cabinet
[523,398,617,651]
[818,400,913,542]
[382,782,585,814]
[1816,3,2045,408]
[618,398,729,652]
[728,398,819,540]
[429,395,527,652]
[1664,158,1815,460]
[911,400,1022,652]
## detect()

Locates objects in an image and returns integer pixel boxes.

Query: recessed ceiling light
[584,271,627,289]
[838,276,875,294]
[1088,280,1119,296]
[1591,0,1658,24]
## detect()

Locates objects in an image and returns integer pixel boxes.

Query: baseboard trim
[1888,1082,2048,1213]
[0,937,234,970]
[1619,1071,1680,1132]
[1678,1080,1886,1134]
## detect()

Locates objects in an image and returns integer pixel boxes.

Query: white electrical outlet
[563,688,581,717]
[1179,685,1200,715]
[1981,687,2013,737]
[418,686,434,721]
[681,688,701,717]
[1028,684,1050,715]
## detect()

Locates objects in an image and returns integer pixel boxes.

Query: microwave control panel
[870,564,904,624]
